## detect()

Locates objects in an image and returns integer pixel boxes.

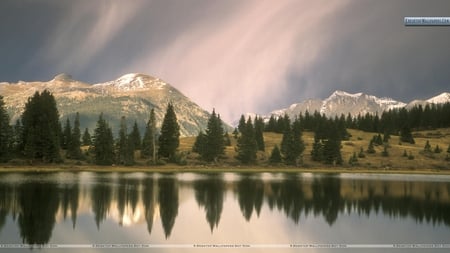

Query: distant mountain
[243,90,450,124]
[0,73,226,137]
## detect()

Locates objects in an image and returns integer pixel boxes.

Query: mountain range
[1,73,449,134]
[0,73,217,137]
[242,90,450,124]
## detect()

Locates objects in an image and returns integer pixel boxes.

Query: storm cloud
[1,0,450,122]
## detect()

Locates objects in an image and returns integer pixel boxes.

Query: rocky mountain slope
[0,73,220,137]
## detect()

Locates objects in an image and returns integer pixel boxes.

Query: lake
[0,172,449,252]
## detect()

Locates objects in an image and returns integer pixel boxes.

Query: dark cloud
[287,0,450,104]
[1,0,449,122]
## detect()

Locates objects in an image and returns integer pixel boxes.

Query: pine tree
[403,150,408,157]
[0,96,11,162]
[400,125,415,144]
[269,145,282,164]
[434,145,442,154]
[93,113,114,165]
[348,152,358,166]
[142,109,157,161]
[12,119,22,155]
[266,115,277,132]
[192,131,207,155]
[311,137,323,162]
[358,147,366,158]
[200,109,225,162]
[67,112,82,159]
[236,117,257,164]
[237,115,246,134]
[224,132,231,146]
[82,128,92,146]
[21,90,61,163]
[424,140,431,153]
[281,118,304,165]
[130,121,141,150]
[158,103,180,161]
[117,116,134,165]
[62,118,72,150]
[254,116,265,151]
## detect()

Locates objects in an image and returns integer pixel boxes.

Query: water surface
[0,172,449,252]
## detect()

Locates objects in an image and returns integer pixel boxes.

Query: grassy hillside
[175,128,450,170]
[7,128,449,171]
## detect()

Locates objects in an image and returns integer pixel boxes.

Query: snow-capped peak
[427,92,450,104]
[93,73,167,91]
[331,90,363,98]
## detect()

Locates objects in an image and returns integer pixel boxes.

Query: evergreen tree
[434,145,442,154]
[158,103,180,161]
[269,145,282,164]
[12,119,23,155]
[192,131,207,155]
[280,115,292,158]
[67,112,82,159]
[62,118,72,150]
[367,140,376,154]
[372,134,383,146]
[348,152,358,166]
[142,108,157,161]
[92,113,114,165]
[21,90,61,163]
[424,140,431,153]
[254,116,265,151]
[281,118,305,165]
[117,116,134,165]
[0,96,11,162]
[237,115,246,134]
[236,117,257,164]
[311,137,324,162]
[130,121,141,150]
[403,150,408,157]
[82,128,92,146]
[400,125,415,144]
[358,147,366,158]
[224,132,231,146]
[196,109,225,162]
[266,115,277,132]
[232,128,239,139]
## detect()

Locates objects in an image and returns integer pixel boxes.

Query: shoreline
[1,164,449,175]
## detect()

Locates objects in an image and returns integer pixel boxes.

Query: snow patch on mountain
[427,92,450,104]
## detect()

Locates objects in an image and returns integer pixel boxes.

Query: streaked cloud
[1,0,450,123]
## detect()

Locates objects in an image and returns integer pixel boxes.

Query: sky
[1,0,450,123]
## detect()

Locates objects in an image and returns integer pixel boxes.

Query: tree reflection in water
[193,174,225,232]
[0,172,449,245]
[158,176,178,239]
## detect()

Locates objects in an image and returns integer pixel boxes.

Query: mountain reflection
[0,172,449,245]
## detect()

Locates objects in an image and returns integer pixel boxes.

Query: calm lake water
[0,172,449,252]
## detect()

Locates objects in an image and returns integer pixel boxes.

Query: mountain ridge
[241,90,450,124]
[0,73,223,137]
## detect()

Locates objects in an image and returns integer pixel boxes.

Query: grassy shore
[1,164,450,175]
